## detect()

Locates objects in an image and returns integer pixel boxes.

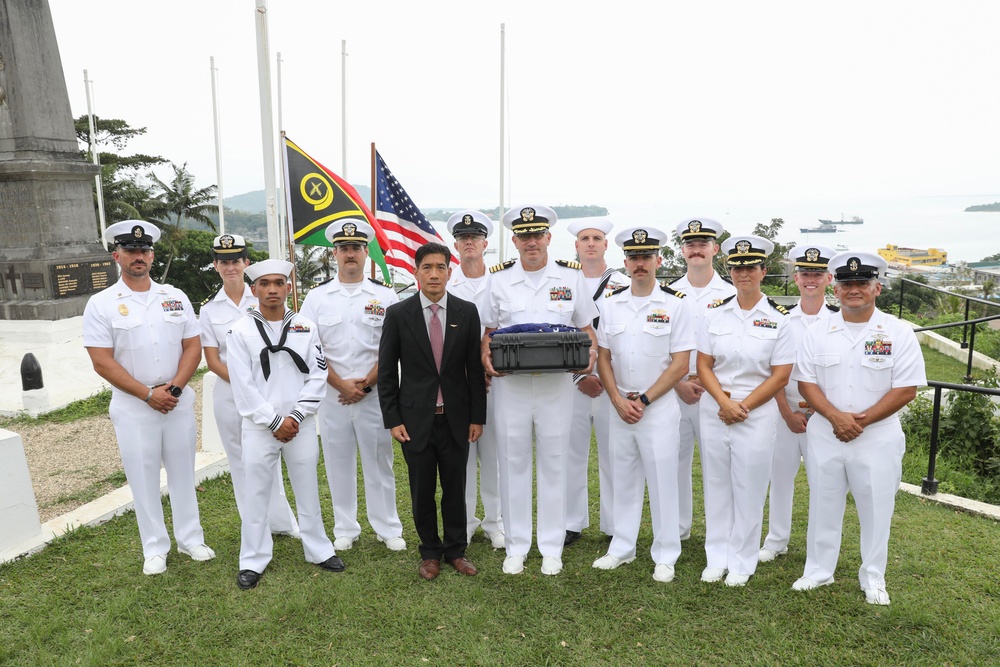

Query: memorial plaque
[49,260,115,299]
[22,273,44,289]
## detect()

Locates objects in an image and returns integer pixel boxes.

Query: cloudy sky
[49,0,1000,212]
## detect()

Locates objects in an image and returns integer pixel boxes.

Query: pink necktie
[429,303,444,405]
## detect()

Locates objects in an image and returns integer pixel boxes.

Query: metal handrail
[921,380,1000,496]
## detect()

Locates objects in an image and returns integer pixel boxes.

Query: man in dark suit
[378,242,488,580]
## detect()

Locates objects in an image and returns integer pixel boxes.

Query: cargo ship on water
[819,215,864,225]
[800,226,839,233]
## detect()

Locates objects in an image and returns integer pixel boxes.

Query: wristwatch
[144,387,154,403]
[639,393,651,406]
[362,385,372,394]
[167,385,183,398]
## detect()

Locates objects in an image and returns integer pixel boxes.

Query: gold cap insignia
[220,235,234,249]
[736,240,751,254]
[848,257,860,271]
[520,207,535,222]
[132,225,144,238]
[805,248,819,262]
[633,229,648,244]
[688,220,702,233]
[462,214,473,225]
[344,223,357,237]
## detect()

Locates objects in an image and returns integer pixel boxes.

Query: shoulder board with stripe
[826,303,841,312]
[721,275,734,285]
[199,294,214,307]
[368,277,393,288]
[606,285,629,298]
[556,259,582,270]
[316,276,336,287]
[489,260,516,273]
[708,295,735,309]
[668,275,684,285]
[660,285,686,298]
[767,297,790,316]
[786,303,798,311]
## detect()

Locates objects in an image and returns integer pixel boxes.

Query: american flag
[375,151,457,275]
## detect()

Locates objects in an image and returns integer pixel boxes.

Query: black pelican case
[489,331,592,373]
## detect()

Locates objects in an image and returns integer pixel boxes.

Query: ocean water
[463,195,1000,269]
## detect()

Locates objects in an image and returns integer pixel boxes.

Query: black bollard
[20,353,43,391]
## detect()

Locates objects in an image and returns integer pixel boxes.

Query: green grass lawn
[921,344,981,383]
[1,439,998,666]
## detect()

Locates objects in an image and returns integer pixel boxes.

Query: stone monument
[0,0,115,321]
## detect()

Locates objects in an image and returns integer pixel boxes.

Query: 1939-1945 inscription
[49,260,115,298]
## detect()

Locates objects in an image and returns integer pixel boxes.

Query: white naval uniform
[792,308,925,590]
[199,285,298,534]
[760,302,836,555]
[227,309,335,573]
[669,272,736,539]
[597,286,696,565]
[697,295,795,576]
[567,269,630,536]
[484,258,599,559]
[300,277,404,542]
[82,279,206,559]
[448,266,503,542]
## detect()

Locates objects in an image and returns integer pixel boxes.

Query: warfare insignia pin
[118,304,129,316]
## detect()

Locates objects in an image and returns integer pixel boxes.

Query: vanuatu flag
[282,136,392,282]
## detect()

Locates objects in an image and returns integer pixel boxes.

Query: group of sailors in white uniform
[83,208,923,604]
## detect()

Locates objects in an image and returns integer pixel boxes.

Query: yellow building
[878,244,948,267]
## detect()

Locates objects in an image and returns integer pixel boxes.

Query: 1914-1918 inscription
[49,260,115,298]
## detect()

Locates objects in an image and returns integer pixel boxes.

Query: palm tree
[295,244,324,292]
[149,163,217,282]
[984,278,997,301]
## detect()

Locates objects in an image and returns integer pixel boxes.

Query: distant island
[964,202,1000,212]
[423,205,610,223]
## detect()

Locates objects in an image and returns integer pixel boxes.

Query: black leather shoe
[564,530,582,546]
[237,569,261,590]
[319,555,346,572]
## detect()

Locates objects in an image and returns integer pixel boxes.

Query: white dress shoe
[143,554,167,576]
[487,530,506,550]
[653,564,675,583]
[792,576,835,591]
[701,567,726,583]
[273,528,301,540]
[758,547,787,563]
[592,554,635,570]
[179,544,216,561]
[333,536,357,551]
[540,556,563,576]
[377,535,407,551]
[502,554,526,575]
[864,587,891,605]
[724,573,750,587]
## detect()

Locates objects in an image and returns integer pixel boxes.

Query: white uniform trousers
[239,419,335,572]
[566,388,613,534]
[801,419,904,590]
[677,398,702,540]
[761,420,807,553]
[607,395,682,565]
[699,398,778,576]
[493,373,573,559]
[214,379,298,533]
[466,394,503,542]
[318,392,403,540]
[109,391,205,559]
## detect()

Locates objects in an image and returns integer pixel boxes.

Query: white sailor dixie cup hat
[245,259,294,283]
[676,217,723,242]
[447,210,493,238]
[566,218,613,238]
[722,235,774,266]
[325,218,374,246]
[502,205,558,235]
[105,220,161,249]
[615,225,668,256]
[212,233,248,259]
[788,244,835,271]
[828,251,888,281]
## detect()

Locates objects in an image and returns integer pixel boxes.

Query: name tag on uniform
[550,286,573,301]
[753,318,777,329]
[647,309,670,324]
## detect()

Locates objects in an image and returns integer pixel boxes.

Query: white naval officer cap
[325,218,375,246]
[212,233,249,259]
[788,244,835,271]
[722,235,774,266]
[245,259,294,283]
[105,220,161,248]
[447,210,493,237]
[502,205,558,235]
[614,225,668,256]
[676,217,724,242]
[566,218,613,238]
[828,251,888,282]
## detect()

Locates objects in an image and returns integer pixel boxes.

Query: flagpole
[83,70,106,243]
[210,57,226,235]
[342,40,348,177]
[276,51,287,253]
[498,23,506,263]
[254,0,283,261]
[370,141,376,280]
